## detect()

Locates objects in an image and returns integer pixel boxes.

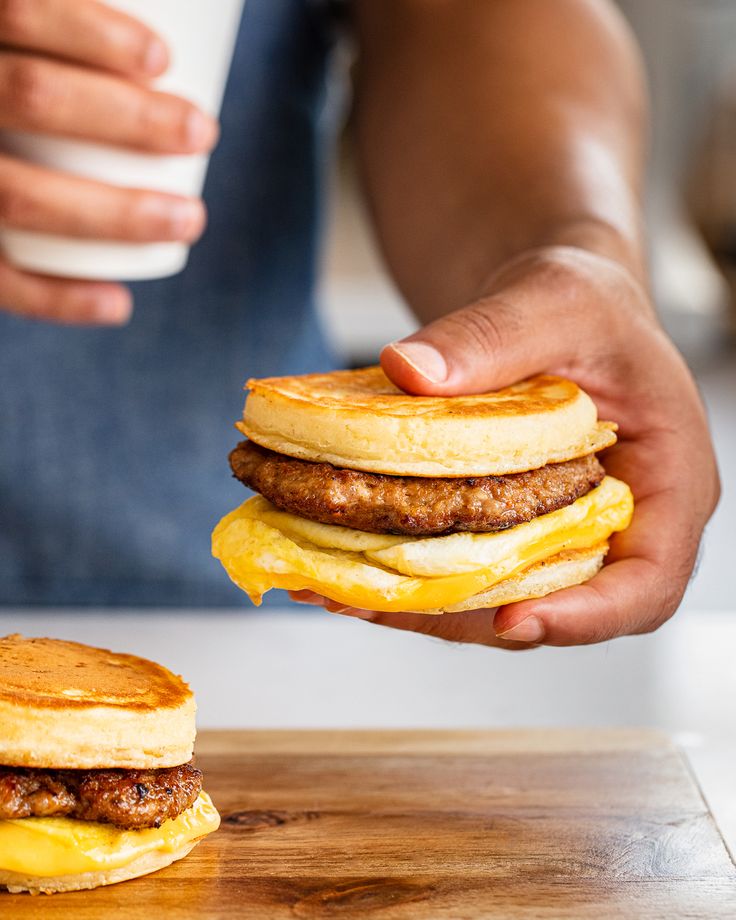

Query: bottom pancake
[0,791,220,895]
[0,840,199,895]
[415,544,607,614]
[230,440,605,536]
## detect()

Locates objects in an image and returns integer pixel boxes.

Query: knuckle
[637,608,673,637]
[637,569,683,637]
[123,28,154,72]
[0,177,25,226]
[6,58,53,124]
[636,605,670,637]
[708,465,722,517]
[127,92,159,146]
[445,300,523,358]
[522,248,595,310]
[535,249,584,292]
[134,92,195,150]
[168,98,198,149]
[0,0,36,42]
[58,294,102,324]
[531,247,644,340]
[115,190,154,241]
[580,611,623,646]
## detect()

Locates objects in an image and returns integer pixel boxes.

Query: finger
[289,590,329,607]
[296,591,538,651]
[380,248,634,396]
[0,257,131,324]
[0,0,169,77]
[291,591,354,614]
[0,55,218,153]
[492,487,699,646]
[348,608,539,651]
[492,557,661,646]
[0,155,206,241]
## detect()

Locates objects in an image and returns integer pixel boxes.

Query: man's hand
[0,0,218,323]
[296,0,721,648]
[292,246,720,648]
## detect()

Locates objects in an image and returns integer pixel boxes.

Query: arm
[352,0,648,317]
[298,0,719,647]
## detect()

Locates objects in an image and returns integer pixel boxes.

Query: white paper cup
[0,0,245,281]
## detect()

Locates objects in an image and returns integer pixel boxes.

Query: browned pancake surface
[0,636,192,711]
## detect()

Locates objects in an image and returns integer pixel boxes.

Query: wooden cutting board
[5,730,736,918]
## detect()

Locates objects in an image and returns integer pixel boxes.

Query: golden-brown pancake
[0,636,195,769]
[237,366,617,477]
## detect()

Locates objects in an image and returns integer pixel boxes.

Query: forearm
[353,0,648,322]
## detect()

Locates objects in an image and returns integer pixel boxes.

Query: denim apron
[0,0,341,605]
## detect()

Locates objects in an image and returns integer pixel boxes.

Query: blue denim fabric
[0,0,341,606]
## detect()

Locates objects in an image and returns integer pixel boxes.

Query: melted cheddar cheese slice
[212,476,633,613]
[0,792,219,877]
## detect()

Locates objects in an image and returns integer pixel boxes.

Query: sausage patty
[230,440,605,536]
[0,762,202,830]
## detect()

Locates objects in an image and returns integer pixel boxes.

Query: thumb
[381,250,606,396]
[382,296,572,397]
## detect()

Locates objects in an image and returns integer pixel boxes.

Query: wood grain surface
[4,729,735,918]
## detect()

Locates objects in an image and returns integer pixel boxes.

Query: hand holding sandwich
[294,245,719,647]
[213,1,719,647]
[285,1,718,646]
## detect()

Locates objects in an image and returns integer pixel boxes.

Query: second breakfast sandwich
[213,367,633,613]
[0,635,220,895]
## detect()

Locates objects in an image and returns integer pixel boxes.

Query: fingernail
[140,195,206,243]
[96,291,132,325]
[389,342,448,384]
[186,110,219,151]
[161,199,205,241]
[142,38,168,76]
[333,607,375,621]
[496,616,545,643]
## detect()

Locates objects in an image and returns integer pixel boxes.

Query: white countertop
[4,605,735,858]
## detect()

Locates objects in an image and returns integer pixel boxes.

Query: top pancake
[0,635,196,770]
[237,367,617,477]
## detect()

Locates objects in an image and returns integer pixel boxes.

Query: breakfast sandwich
[0,635,220,895]
[213,367,633,613]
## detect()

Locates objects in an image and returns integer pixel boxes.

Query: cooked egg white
[248,496,405,553]
[366,476,631,576]
[0,792,220,878]
[212,476,633,613]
